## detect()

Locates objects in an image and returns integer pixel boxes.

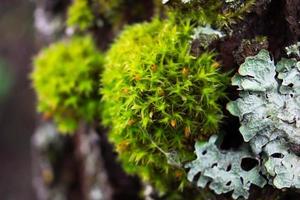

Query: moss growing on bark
[164,0,256,28]
[32,36,104,133]
[101,18,229,197]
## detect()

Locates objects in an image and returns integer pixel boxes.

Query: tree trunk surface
[31,0,300,200]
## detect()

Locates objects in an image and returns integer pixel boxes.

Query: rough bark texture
[32,123,142,200]
[216,0,300,70]
[32,0,300,200]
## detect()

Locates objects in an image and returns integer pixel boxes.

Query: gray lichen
[186,135,266,199]
[227,50,300,147]
[191,26,225,48]
[263,139,300,189]
[186,49,300,199]
[285,42,300,57]
[228,50,300,189]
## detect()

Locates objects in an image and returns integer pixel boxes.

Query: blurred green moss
[0,58,12,101]
[67,0,95,31]
[31,36,104,133]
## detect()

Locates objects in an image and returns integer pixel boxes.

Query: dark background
[0,0,36,199]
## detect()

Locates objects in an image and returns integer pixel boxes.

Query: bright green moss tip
[101,19,229,197]
[32,36,104,133]
[67,0,95,31]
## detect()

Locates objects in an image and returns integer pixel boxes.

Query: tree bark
[31,0,300,200]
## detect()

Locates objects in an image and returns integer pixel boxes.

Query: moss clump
[101,19,229,197]
[32,36,104,133]
[67,0,95,31]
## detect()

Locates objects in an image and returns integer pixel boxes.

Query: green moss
[101,19,229,197]
[0,58,12,101]
[164,0,256,28]
[66,0,254,33]
[32,36,104,133]
[67,0,95,31]
[67,0,156,33]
